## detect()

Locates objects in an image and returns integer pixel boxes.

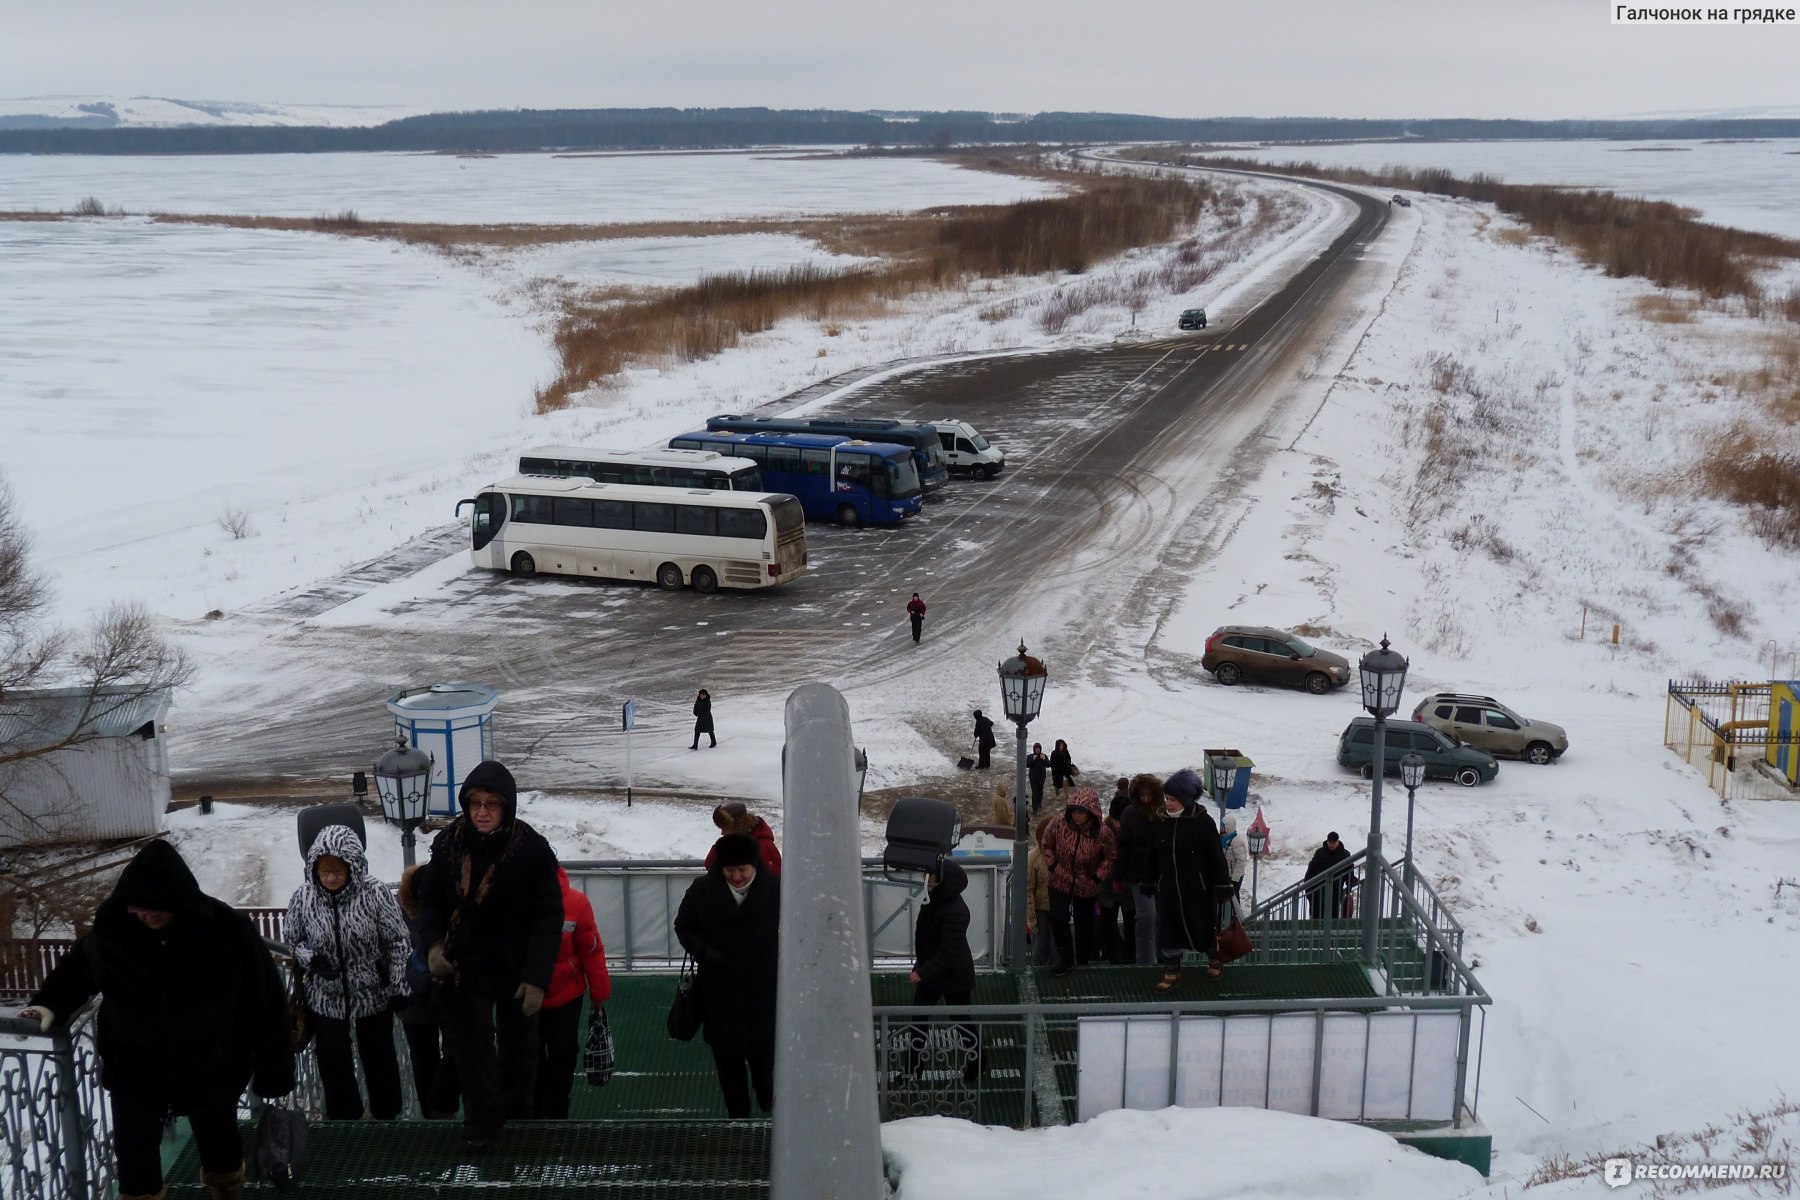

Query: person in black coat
[675,832,781,1118]
[972,709,996,769]
[1147,769,1233,991]
[1026,743,1050,813]
[20,841,293,1200]
[1049,739,1076,799]
[1304,832,1355,919]
[417,760,564,1149]
[1110,773,1163,965]
[692,689,716,749]
[906,860,978,1082]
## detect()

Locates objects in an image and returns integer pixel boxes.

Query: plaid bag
[584,1004,616,1086]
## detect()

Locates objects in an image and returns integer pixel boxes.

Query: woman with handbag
[674,833,781,1117]
[1147,769,1234,992]
[284,823,412,1120]
[534,866,612,1118]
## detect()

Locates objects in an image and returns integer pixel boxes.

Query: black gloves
[307,952,340,981]
[389,995,409,1015]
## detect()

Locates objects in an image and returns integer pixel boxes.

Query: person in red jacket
[532,866,612,1119]
[703,803,782,875]
[906,593,927,643]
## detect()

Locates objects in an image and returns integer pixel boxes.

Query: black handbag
[584,1004,616,1085]
[666,954,702,1041]
[251,1100,307,1193]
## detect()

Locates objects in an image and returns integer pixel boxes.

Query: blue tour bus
[668,430,922,526]
[704,414,950,495]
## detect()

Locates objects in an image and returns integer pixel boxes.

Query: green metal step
[165,1119,769,1199]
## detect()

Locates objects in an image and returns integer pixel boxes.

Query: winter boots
[200,1166,245,1200]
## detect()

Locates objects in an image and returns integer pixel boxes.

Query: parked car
[1178,308,1208,330]
[1391,194,1412,208]
[1201,626,1351,695]
[1336,718,1500,788]
[930,420,1005,479]
[1411,693,1568,765]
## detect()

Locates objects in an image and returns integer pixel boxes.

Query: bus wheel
[510,552,537,578]
[837,504,860,527]
[691,566,719,594]
[656,562,684,591]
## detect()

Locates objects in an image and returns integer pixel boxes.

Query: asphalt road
[176,178,1389,793]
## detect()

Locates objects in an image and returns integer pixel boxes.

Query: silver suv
[1411,693,1568,765]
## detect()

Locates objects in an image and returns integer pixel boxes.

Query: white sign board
[1077,1011,1461,1123]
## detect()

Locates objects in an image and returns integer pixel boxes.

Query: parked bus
[704,414,950,495]
[668,430,922,526]
[518,446,763,492]
[457,476,806,592]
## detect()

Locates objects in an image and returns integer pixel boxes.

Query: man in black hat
[417,760,564,1150]
[1304,832,1354,919]
[20,841,293,1200]
[674,832,781,1117]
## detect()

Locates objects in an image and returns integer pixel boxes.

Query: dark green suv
[1335,718,1500,787]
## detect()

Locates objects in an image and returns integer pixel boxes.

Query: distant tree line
[4,108,1800,154]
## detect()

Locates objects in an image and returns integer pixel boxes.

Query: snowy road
[172,181,1387,794]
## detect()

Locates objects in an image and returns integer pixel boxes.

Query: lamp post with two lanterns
[997,641,1048,975]
[1357,636,1410,967]
[373,733,434,868]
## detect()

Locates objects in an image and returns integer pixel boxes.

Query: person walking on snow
[1049,739,1077,800]
[1026,743,1050,813]
[906,593,927,643]
[972,710,996,770]
[284,823,412,1121]
[691,689,716,749]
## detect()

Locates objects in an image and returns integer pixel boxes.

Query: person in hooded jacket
[1038,787,1117,975]
[675,832,781,1118]
[1220,815,1249,900]
[1049,739,1076,800]
[971,710,996,770]
[1147,768,1234,991]
[1304,832,1354,918]
[284,822,412,1120]
[533,865,613,1119]
[704,802,782,874]
[1110,773,1163,965]
[906,859,978,1083]
[396,864,459,1118]
[417,760,564,1149]
[20,841,292,1200]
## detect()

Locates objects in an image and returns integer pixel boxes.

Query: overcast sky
[4,0,1795,122]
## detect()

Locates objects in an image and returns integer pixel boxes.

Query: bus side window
[718,508,766,539]
[671,439,702,451]
[802,449,832,477]
[768,447,802,473]
[840,456,871,486]
[553,498,593,527]
[592,499,632,530]
[512,494,553,524]
[634,503,675,533]
[676,506,717,536]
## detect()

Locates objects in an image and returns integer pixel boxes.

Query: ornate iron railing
[0,1001,110,1200]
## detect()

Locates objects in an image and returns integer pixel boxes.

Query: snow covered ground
[5,147,1800,1192]
[0,94,419,128]
[1217,137,1800,240]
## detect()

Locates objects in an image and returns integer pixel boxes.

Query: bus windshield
[888,457,922,499]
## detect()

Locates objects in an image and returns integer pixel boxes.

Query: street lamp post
[1399,751,1427,891]
[373,733,435,868]
[1246,818,1267,913]
[997,641,1048,974]
[1357,635,1410,967]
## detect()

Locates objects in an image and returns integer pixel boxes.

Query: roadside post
[622,698,636,807]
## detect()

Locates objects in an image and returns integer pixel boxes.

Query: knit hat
[1326,831,1341,843]
[1221,815,1237,833]
[1163,769,1204,808]
[713,833,761,869]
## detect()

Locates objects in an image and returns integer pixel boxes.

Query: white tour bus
[517,446,763,492]
[458,475,806,592]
